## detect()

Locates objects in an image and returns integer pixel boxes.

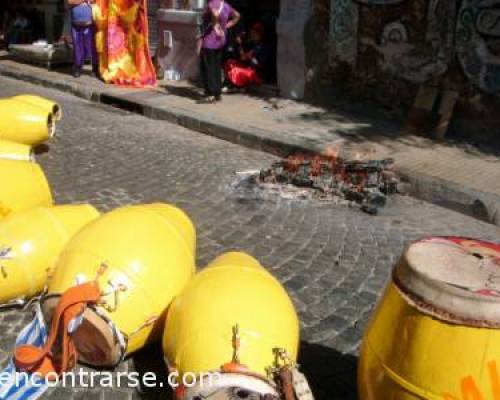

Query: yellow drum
[0,99,55,145]
[163,252,300,399]
[0,159,53,219]
[12,95,63,121]
[42,203,196,367]
[0,140,34,162]
[359,237,500,400]
[0,205,100,307]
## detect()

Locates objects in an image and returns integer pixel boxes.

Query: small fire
[322,146,339,160]
[257,149,399,215]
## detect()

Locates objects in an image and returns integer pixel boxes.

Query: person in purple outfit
[197,0,240,103]
[67,0,98,78]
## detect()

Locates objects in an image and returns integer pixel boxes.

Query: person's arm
[67,0,85,5]
[226,9,240,30]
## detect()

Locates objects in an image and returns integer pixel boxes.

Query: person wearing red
[224,21,269,90]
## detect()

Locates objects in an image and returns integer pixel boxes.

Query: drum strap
[13,282,101,379]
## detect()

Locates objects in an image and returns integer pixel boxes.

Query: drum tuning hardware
[99,281,127,313]
[95,262,109,280]
[272,348,296,369]
[128,315,159,338]
[232,324,241,364]
[0,298,26,310]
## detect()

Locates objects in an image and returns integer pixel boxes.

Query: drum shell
[12,95,63,121]
[0,99,54,145]
[0,140,33,162]
[47,204,196,359]
[0,159,53,219]
[163,252,299,379]
[359,283,500,400]
[0,205,100,304]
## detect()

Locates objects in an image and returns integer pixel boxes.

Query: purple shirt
[70,3,93,24]
[201,0,235,50]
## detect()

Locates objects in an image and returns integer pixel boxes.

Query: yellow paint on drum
[0,205,100,305]
[12,95,63,121]
[46,204,196,366]
[0,99,54,145]
[163,252,299,380]
[359,237,500,400]
[0,140,33,162]
[0,160,53,219]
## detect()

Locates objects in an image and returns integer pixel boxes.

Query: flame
[323,146,339,160]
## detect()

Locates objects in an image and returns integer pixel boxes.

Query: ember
[258,153,400,215]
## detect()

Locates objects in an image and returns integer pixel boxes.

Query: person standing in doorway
[198,0,240,104]
[67,0,98,78]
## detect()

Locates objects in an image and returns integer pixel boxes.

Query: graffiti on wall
[329,0,500,95]
[456,0,500,94]
[330,0,359,65]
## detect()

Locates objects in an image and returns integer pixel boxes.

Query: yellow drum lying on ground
[0,140,34,162]
[0,159,53,219]
[359,237,500,400]
[12,95,63,121]
[163,252,300,399]
[42,203,196,368]
[0,205,100,306]
[0,99,55,145]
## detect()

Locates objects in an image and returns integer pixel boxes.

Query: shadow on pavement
[132,342,173,400]
[163,84,202,101]
[300,341,358,400]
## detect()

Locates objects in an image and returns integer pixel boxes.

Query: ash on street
[1,76,499,400]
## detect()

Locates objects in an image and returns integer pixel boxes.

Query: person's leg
[205,49,220,98]
[199,48,210,96]
[88,25,99,74]
[71,25,84,77]
[213,48,223,99]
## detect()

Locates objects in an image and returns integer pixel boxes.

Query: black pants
[200,48,223,97]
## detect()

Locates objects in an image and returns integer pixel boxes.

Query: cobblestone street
[1,76,499,399]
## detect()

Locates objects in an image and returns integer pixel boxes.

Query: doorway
[226,0,280,83]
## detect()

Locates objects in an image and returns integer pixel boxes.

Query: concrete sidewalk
[0,55,499,226]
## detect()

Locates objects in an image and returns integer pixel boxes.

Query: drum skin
[0,205,100,305]
[0,140,33,162]
[0,99,55,145]
[47,204,196,362]
[163,252,299,380]
[359,284,500,400]
[0,160,53,219]
[12,95,63,121]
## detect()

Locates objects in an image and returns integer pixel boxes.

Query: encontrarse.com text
[0,369,222,389]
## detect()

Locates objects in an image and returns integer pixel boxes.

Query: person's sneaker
[197,96,217,104]
[73,68,81,78]
[215,95,222,102]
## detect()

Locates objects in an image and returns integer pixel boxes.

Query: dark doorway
[226,0,280,83]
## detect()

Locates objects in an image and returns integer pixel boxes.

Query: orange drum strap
[14,282,101,379]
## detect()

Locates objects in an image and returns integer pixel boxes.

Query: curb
[1,64,499,227]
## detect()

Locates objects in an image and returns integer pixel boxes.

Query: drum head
[42,296,123,367]
[394,237,500,328]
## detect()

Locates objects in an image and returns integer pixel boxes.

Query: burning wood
[257,153,400,215]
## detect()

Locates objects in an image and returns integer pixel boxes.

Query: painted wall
[325,0,500,120]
